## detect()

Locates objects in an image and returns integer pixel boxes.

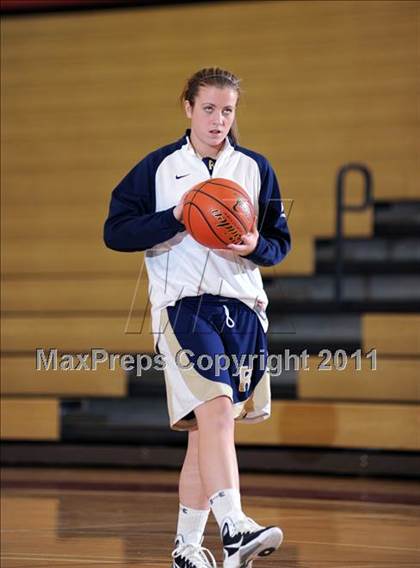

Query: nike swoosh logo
[224,535,244,557]
[175,174,190,180]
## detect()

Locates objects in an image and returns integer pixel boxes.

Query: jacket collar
[181,129,235,159]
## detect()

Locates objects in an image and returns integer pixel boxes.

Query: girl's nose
[213,112,224,125]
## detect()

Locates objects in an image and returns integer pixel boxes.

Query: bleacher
[3,196,419,461]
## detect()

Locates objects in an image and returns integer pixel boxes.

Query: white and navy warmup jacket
[104,131,291,349]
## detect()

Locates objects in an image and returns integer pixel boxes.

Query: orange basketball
[182,178,255,249]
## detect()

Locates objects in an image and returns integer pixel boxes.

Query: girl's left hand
[227,218,259,256]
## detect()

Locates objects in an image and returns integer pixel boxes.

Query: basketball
[182,178,255,249]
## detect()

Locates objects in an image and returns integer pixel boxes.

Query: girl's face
[185,85,238,155]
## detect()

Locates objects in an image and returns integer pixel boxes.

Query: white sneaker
[221,516,283,568]
[171,537,217,568]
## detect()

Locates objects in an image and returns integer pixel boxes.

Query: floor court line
[4,480,420,506]
[1,553,149,564]
[287,539,420,553]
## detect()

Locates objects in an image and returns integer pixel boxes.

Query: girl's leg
[175,403,238,546]
[176,397,239,544]
[194,396,243,523]
[174,429,210,550]
[194,395,239,497]
[179,428,210,509]
[194,396,283,568]
[175,396,240,546]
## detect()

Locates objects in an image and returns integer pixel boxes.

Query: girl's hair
[180,67,241,145]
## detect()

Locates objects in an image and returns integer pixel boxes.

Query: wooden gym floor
[1,467,420,567]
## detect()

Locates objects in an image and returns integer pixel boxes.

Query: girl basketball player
[104,68,291,568]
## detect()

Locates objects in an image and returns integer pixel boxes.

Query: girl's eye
[223,109,233,115]
[204,106,213,112]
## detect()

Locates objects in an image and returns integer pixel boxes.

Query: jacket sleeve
[103,155,185,252]
[243,159,291,267]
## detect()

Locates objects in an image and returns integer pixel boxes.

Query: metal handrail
[335,163,373,303]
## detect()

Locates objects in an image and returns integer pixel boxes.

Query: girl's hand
[227,218,259,256]
[173,192,188,222]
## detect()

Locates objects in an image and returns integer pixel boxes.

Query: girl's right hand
[173,192,188,222]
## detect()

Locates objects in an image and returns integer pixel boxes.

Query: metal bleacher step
[265,274,420,312]
[374,200,420,237]
[60,397,420,451]
[267,312,360,354]
[61,398,185,444]
[61,368,299,444]
[315,237,420,274]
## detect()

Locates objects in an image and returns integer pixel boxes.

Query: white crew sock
[209,488,245,528]
[175,504,210,546]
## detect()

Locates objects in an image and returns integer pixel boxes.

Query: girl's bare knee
[195,396,234,432]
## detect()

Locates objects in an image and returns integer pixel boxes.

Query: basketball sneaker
[171,536,217,568]
[221,515,283,568]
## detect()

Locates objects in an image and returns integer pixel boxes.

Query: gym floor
[2,467,419,567]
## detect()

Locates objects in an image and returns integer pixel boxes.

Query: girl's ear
[184,100,193,119]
